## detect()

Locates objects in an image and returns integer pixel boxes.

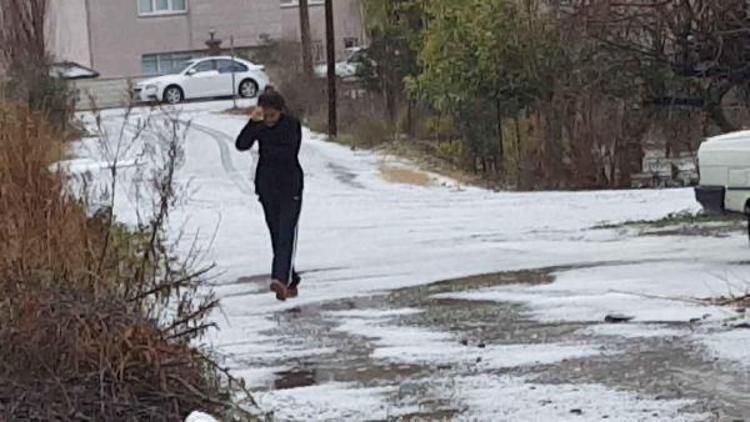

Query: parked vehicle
[695,130,750,239]
[314,47,372,81]
[134,56,269,104]
[50,61,100,80]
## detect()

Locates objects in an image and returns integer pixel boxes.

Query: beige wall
[86,0,281,78]
[46,0,365,78]
[87,1,192,77]
[189,0,282,50]
[47,0,92,67]
[281,0,366,62]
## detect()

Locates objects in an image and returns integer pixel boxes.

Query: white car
[695,130,750,217]
[134,56,270,104]
[314,47,370,81]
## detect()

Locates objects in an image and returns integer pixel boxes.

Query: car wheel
[239,79,259,98]
[164,85,184,104]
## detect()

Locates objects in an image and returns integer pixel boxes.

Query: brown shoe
[269,280,287,301]
[286,286,298,299]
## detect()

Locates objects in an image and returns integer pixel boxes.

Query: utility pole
[325,0,337,137]
[298,0,313,78]
[230,35,237,110]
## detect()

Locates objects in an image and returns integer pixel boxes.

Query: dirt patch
[379,164,433,187]
[377,140,489,188]
[223,107,254,116]
[388,269,555,304]
[639,219,746,237]
[594,211,747,239]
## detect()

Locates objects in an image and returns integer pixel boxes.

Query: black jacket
[235,114,304,197]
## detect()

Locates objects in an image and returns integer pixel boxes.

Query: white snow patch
[325,307,423,319]
[374,341,605,368]
[51,158,138,173]
[437,262,741,324]
[701,328,750,366]
[583,323,688,339]
[256,382,417,421]
[335,317,452,350]
[454,375,706,421]
[184,411,219,422]
[332,312,603,367]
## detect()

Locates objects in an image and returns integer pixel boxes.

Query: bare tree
[0,0,72,131]
[567,0,750,132]
[0,0,48,68]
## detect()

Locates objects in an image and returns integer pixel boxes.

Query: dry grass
[378,163,433,187]
[379,140,491,189]
[0,103,257,421]
[0,282,223,421]
[0,102,98,282]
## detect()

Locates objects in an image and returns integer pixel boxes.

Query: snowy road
[79,101,750,421]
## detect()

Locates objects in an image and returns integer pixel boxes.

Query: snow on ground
[455,376,704,422]
[700,328,750,367]
[330,308,603,367]
[74,100,749,420]
[185,411,219,422]
[436,261,746,324]
[582,323,689,339]
[255,383,420,421]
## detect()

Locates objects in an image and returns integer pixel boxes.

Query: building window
[344,37,360,49]
[138,0,187,16]
[141,52,196,75]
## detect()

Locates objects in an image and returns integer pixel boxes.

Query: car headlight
[145,84,158,91]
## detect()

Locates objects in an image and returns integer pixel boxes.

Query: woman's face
[263,107,282,126]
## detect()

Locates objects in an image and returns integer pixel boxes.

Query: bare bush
[0,103,258,421]
[254,41,326,118]
[0,0,74,132]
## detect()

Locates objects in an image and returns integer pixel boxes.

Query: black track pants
[259,192,302,287]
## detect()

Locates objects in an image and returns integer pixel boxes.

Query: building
[47,0,366,79]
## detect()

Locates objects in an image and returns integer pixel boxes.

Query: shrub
[0,103,257,421]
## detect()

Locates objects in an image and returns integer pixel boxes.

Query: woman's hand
[251,107,264,122]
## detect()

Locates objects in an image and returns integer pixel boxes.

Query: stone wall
[631,149,699,188]
[71,77,147,110]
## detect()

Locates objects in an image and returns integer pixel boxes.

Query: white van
[695,130,750,216]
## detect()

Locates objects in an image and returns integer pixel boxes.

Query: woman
[235,89,303,301]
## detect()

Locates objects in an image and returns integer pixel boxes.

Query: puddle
[327,162,365,189]
[273,368,317,390]
[238,265,750,419]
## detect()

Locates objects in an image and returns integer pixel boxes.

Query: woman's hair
[257,86,286,111]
